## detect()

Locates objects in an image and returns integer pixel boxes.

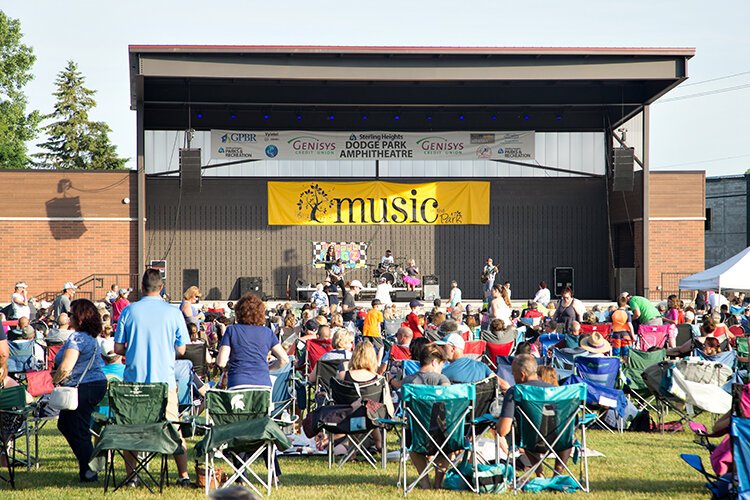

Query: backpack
[628,410,655,432]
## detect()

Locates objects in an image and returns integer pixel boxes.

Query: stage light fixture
[263,114,270,120]
[458,115,465,121]
[230,114,237,119]
[328,115,335,121]
[522,113,530,121]
[361,115,368,121]
[491,115,497,121]
[394,115,400,121]
[296,114,303,121]
[555,114,563,121]
[426,116,432,121]
[196,113,203,119]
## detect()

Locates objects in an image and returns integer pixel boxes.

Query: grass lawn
[3,424,709,499]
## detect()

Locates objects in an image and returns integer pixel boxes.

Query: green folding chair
[400,383,477,495]
[0,385,33,488]
[195,385,291,497]
[92,382,183,493]
[737,337,749,372]
[510,383,589,492]
[621,348,666,415]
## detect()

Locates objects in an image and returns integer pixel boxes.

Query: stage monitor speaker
[391,290,422,302]
[423,275,439,286]
[238,276,263,298]
[613,147,635,192]
[423,284,440,301]
[553,267,574,297]
[180,148,202,194]
[297,289,314,302]
[182,269,199,292]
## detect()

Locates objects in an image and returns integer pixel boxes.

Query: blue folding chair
[538,333,563,357]
[402,359,419,377]
[692,349,738,371]
[570,356,627,433]
[732,417,750,498]
[496,356,515,387]
[270,357,297,422]
[551,348,586,382]
[680,453,734,499]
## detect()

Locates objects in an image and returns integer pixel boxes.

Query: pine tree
[0,11,40,168]
[35,60,127,169]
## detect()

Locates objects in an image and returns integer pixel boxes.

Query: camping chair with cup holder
[621,348,666,418]
[0,385,36,487]
[195,385,291,497]
[567,356,627,433]
[636,325,671,351]
[91,381,183,493]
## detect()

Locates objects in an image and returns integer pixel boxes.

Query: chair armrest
[376,418,404,427]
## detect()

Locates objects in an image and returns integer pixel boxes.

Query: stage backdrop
[268,181,489,225]
[145,177,609,300]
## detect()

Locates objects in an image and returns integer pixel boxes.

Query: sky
[3,0,750,176]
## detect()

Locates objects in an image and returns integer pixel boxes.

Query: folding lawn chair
[195,386,291,497]
[305,338,332,376]
[692,349,738,371]
[538,333,564,358]
[637,325,670,351]
[621,348,666,416]
[324,376,392,469]
[313,358,343,404]
[496,356,516,388]
[738,337,749,371]
[484,341,514,369]
[0,385,34,488]
[463,340,486,361]
[580,323,611,338]
[384,319,402,338]
[389,344,411,362]
[7,341,44,379]
[92,382,183,493]
[270,357,297,421]
[675,324,694,348]
[680,453,734,498]
[569,357,627,433]
[551,347,586,381]
[402,359,419,377]
[732,417,750,498]
[399,383,478,495]
[178,343,209,379]
[510,383,589,493]
[423,328,443,343]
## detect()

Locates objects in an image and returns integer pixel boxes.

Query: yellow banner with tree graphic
[268,181,489,225]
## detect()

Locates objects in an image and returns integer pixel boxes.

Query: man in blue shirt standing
[114,269,190,487]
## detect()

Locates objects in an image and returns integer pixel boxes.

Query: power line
[658,82,750,103]
[681,70,750,87]
[653,153,750,168]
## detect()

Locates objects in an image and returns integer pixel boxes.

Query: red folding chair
[390,344,412,362]
[580,323,612,339]
[729,325,745,338]
[484,341,514,369]
[305,338,332,375]
[46,344,63,370]
[2,320,18,334]
[637,324,671,351]
[463,340,486,361]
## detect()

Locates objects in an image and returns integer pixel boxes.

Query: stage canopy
[679,246,750,292]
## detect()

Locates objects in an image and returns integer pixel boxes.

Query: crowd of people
[0,268,747,491]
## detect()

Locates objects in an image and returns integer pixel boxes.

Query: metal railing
[35,273,140,304]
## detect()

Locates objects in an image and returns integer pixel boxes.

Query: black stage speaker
[391,290,422,302]
[238,277,263,298]
[613,147,635,192]
[553,267,574,297]
[182,269,199,292]
[423,275,439,286]
[180,148,202,194]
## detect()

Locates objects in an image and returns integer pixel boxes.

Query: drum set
[371,262,406,288]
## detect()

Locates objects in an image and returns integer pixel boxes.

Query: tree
[297,183,332,222]
[35,60,127,169]
[0,11,40,168]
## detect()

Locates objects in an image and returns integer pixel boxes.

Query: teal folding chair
[399,383,477,495]
[510,383,589,492]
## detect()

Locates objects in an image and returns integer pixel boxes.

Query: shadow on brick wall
[45,179,87,240]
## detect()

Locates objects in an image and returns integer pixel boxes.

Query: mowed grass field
[3,424,709,499]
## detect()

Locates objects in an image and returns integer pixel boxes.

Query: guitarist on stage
[329,258,345,289]
[481,257,499,301]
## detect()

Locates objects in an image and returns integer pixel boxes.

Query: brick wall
[648,219,704,295]
[0,171,138,301]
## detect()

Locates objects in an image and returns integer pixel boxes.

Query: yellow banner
[268,181,489,225]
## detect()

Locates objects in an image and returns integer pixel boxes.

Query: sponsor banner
[210,130,534,161]
[312,242,367,269]
[268,181,489,225]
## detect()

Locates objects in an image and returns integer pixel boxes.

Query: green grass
[3,424,709,499]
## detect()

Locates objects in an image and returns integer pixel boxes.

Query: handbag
[49,343,98,411]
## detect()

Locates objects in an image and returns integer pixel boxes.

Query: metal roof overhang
[128,45,693,132]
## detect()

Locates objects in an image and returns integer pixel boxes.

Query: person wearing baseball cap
[341,280,363,332]
[11,281,30,320]
[437,320,509,389]
[51,281,78,322]
[406,299,424,338]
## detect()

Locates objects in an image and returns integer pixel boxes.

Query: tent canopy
[679,246,750,292]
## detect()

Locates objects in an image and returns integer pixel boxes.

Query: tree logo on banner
[296,184,332,222]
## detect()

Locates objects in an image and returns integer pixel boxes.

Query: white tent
[679,246,750,292]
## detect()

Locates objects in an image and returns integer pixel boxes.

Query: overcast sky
[4,0,750,176]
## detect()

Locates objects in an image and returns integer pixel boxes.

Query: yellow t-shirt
[363,309,384,337]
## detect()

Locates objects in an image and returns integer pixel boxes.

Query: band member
[329,258,345,288]
[403,258,421,292]
[481,258,499,300]
[380,249,395,268]
[323,244,336,273]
